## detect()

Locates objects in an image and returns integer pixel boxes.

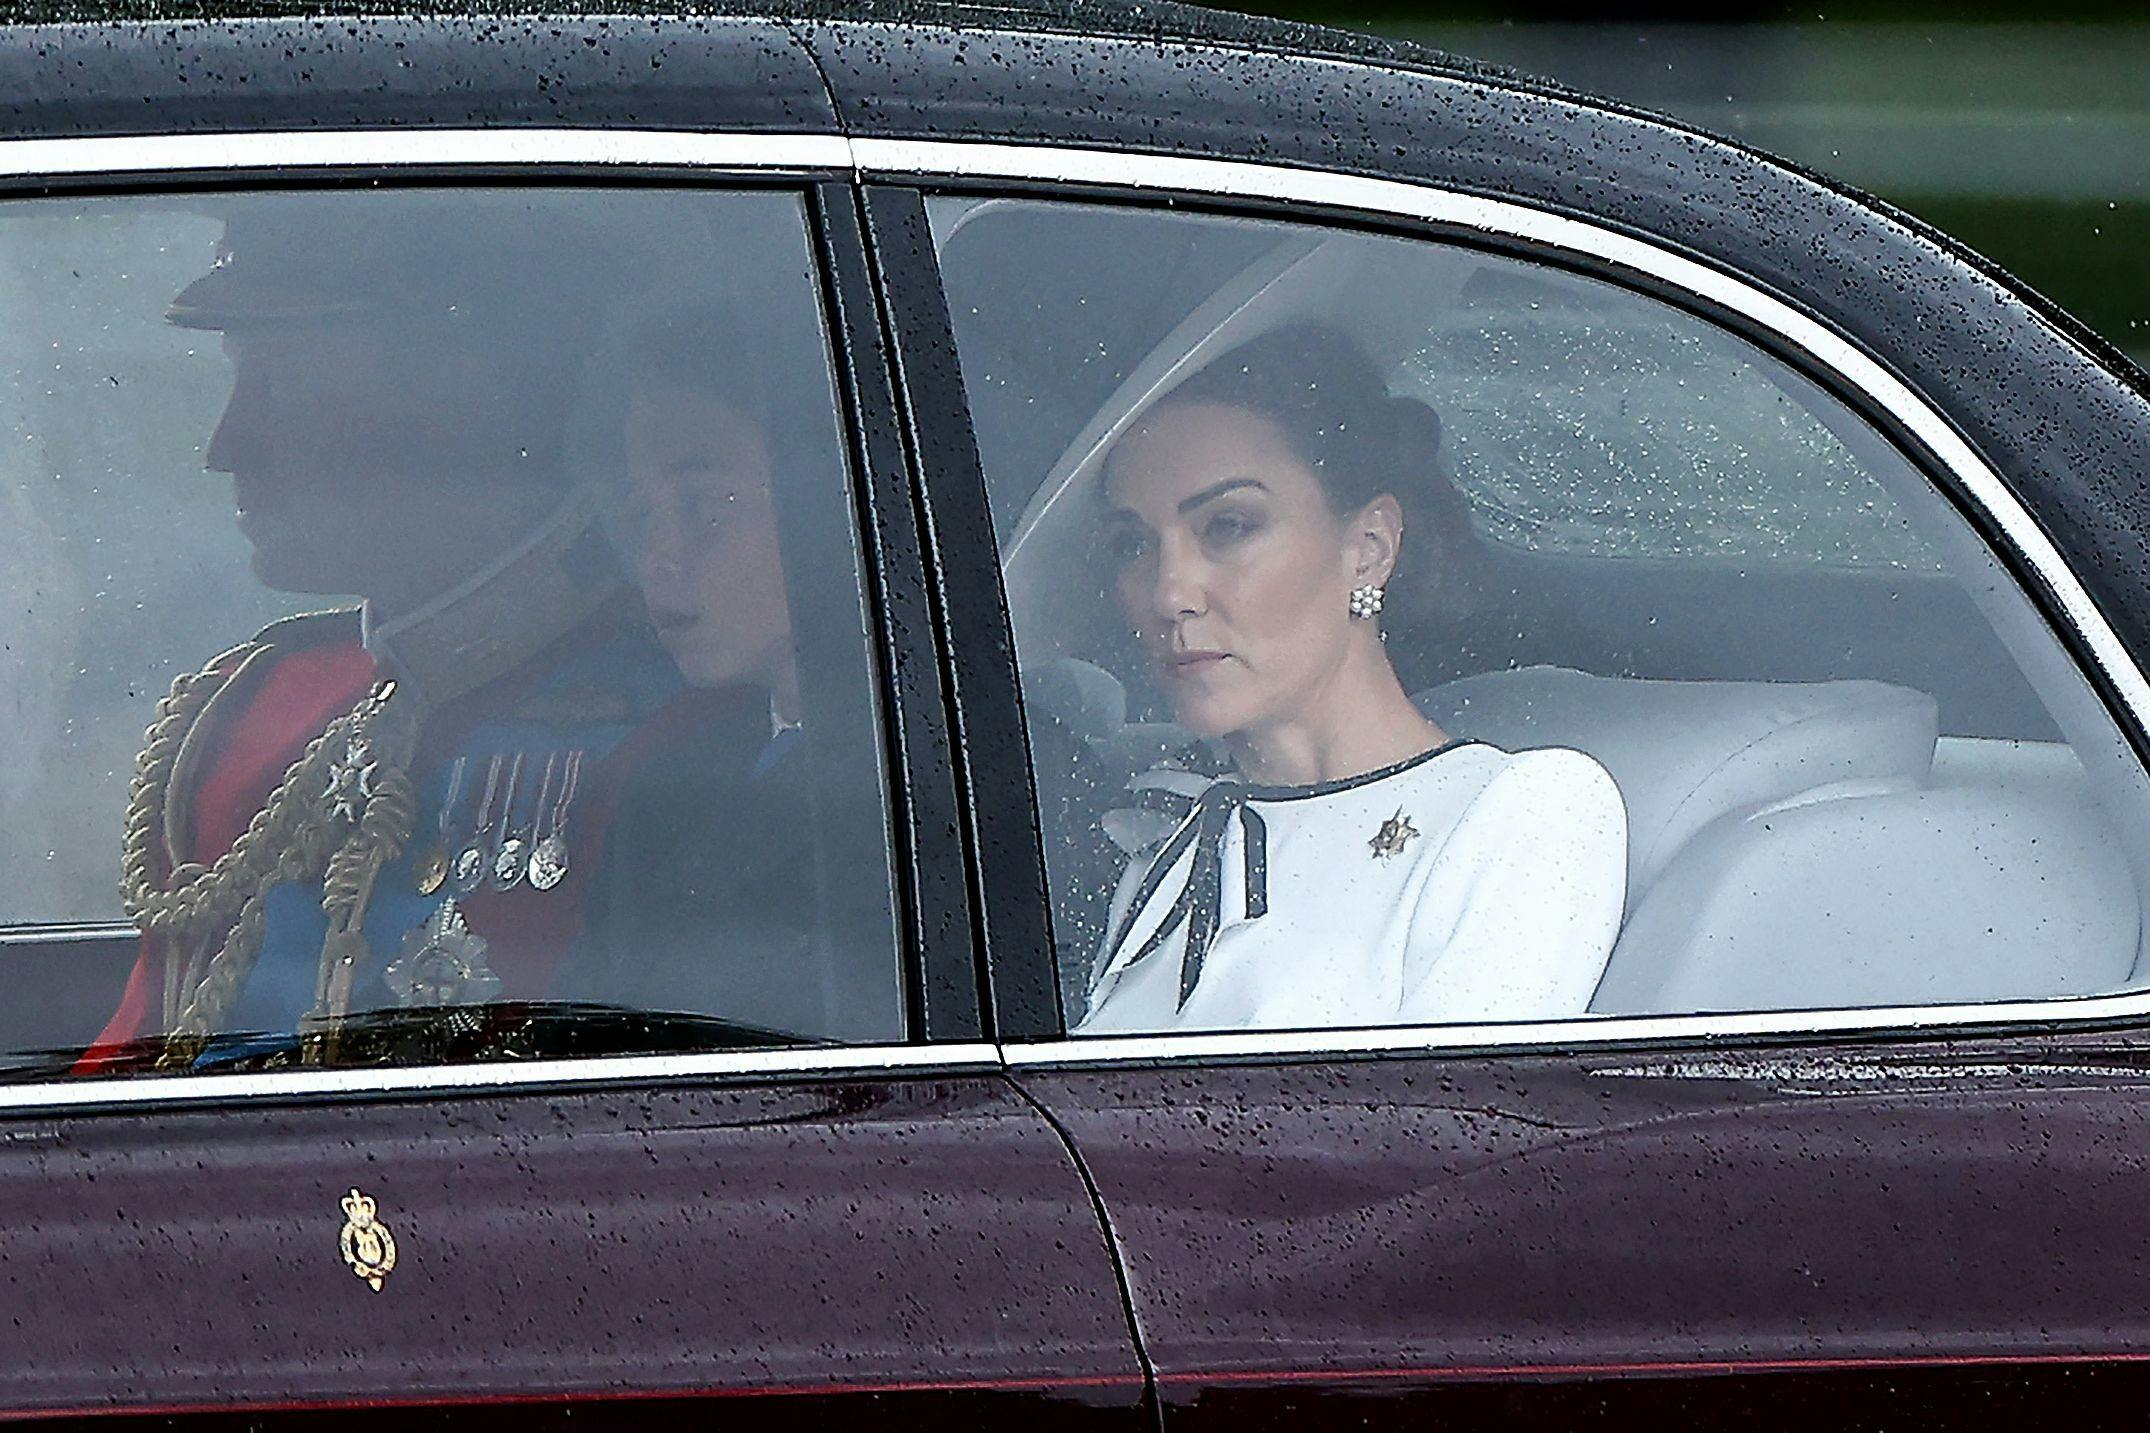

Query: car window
[929,195,2150,1037]
[1405,280,1941,569]
[1,187,904,1078]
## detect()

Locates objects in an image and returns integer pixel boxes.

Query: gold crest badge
[338,1187,399,1292]
[1368,809,1419,861]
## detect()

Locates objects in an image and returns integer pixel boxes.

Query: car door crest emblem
[338,1188,399,1292]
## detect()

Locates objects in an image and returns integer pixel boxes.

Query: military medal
[450,844,487,895]
[413,755,468,897]
[515,753,557,886]
[452,754,504,895]
[1369,808,1419,861]
[414,850,449,898]
[489,752,529,891]
[490,838,527,890]
[526,749,581,892]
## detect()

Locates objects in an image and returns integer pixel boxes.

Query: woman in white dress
[1079,325,1628,1034]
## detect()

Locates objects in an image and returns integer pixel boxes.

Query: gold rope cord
[121,645,265,941]
[121,656,419,1070]
[122,645,352,943]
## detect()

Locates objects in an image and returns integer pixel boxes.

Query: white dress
[1078,740,1628,1035]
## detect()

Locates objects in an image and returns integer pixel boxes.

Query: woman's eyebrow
[1177,477,1265,516]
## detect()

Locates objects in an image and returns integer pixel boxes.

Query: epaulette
[160,607,365,869]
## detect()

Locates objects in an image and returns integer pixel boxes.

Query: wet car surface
[3,3,2150,1430]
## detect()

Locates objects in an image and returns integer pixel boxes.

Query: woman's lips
[1160,650,1230,680]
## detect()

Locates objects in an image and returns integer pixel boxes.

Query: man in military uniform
[78,194,690,1073]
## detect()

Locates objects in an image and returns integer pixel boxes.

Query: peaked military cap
[168,191,619,344]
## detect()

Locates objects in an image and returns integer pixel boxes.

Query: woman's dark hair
[1152,322,1477,626]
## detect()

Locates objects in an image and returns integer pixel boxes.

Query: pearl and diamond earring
[1348,583,1386,621]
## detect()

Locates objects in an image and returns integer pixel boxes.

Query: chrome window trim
[0,130,852,178]
[0,1042,1000,1113]
[0,924,137,947]
[1000,996,2150,1069]
[0,129,2142,1084]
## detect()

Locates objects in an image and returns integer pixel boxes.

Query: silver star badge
[385,900,502,1008]
[323,737,378,824]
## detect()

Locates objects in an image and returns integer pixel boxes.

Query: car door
[875,158,2150,1429]
[0,144,1146,1428]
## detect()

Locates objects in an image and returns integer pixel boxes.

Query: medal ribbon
[1101,781,1270,1009]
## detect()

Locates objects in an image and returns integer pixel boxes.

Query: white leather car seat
[1418,665,2139,1015]
[1416,665,1941,898]
[1595,782,2139,1012]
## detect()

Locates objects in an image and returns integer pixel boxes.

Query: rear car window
[930,194,2150,1038]
[1405,284,1940,569]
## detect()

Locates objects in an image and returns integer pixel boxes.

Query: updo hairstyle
[1150,322,1475,628]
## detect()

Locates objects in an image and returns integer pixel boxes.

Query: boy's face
[619,387,793,692]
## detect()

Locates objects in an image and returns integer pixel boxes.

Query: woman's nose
[632,515,689,582]
[1149,536,1206,621]
[623,485,688,573]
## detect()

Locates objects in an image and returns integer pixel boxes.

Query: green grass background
[1246,4,2150,371]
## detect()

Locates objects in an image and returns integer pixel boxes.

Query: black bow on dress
[1101,781,1271,1009]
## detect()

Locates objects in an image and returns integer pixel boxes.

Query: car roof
[0,0,1609,141]
[0,0,1514,79]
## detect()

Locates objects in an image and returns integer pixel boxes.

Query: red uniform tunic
[75,611,683,1075]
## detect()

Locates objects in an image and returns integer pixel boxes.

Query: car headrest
[1417,665,1940,894]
